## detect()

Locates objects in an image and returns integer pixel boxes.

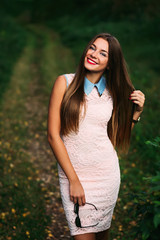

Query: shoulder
[54,74,66,88]
[49,75,67,103]
[63,73,75,86]
[54,73,75,87]
[52,73,75,97]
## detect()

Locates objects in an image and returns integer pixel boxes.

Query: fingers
[69,180,86,206]
[73,197,78,204]
[130,90,145,100]
[70,196,77,204]
[82,195,86,206]
[129,90,145,108]
[70,195,86,206]
[70,196,74,202]
[78,198,83,206]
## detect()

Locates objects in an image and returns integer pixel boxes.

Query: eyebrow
[92,43,108,53]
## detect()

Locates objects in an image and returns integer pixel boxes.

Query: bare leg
[73,233,96,240]
[96,229,110,240]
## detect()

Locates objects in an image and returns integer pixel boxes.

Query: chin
[84,62,95,71]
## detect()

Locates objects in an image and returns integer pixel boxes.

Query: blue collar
[84,75,106,96]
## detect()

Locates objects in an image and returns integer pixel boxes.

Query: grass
[0,24,76,240]
[0,33,50,240]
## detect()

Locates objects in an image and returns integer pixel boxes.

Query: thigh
[96,229,110,240]
[73,233,96,240]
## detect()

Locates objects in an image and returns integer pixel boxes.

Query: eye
[89,45,95,50]
[100,52,107,57]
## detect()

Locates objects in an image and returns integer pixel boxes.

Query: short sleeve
[63,74,69,88]
[63,73,75,88]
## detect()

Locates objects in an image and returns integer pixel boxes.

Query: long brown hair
[60,33,135,153]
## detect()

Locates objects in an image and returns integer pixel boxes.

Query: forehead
[92,38,109,51]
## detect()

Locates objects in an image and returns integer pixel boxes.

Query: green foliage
[0,13,27,102]
[1,0,160,21]
[128,137,160,240]
[47,16,160,75]
[145,137,160,148]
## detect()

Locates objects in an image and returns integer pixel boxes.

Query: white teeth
[88,59,96,64]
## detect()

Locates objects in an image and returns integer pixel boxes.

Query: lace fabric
[58,73,121,236]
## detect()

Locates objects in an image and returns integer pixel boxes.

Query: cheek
[86,49,93,55]
[84,56,88,65]
[101,59,108,67]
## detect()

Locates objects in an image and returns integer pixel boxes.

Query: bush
[0,12,27,102]
[129,137,160,240]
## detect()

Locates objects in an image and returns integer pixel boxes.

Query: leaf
[153,201,160,206]
[153,213,160,228]
[145,137,160,148]
[142,230,150,239]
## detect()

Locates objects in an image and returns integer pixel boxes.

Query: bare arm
[131,110,143,129]
[47,75,85,205]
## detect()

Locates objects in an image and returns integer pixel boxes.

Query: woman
[47,33,145,240]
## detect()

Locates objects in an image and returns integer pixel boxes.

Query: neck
[85,71,104,84]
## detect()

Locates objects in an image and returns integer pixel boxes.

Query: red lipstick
[87,58,97,65]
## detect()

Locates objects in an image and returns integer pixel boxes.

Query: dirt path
[25,65,71,240]
[0,26,75,239]
[24,27,74,239]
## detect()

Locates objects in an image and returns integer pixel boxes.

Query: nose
[90,50,98,58]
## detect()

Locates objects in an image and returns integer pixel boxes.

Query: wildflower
[1,212,6,219]
[11,209,16,214]
[23,212,30,217]
[118,225,123,231]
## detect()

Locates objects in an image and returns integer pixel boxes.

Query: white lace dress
[58,73,121,236]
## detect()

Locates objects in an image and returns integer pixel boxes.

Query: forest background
[0,0,160,239]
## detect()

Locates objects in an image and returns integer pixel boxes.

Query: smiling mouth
[87,58,97,65]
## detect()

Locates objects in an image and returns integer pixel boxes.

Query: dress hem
[70,224,111,236]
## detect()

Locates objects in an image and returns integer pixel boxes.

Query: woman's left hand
[129,90,145,112]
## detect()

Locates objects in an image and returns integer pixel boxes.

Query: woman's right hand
[69,179,86,206]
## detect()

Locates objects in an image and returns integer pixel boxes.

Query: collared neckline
[84,75,106,96]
